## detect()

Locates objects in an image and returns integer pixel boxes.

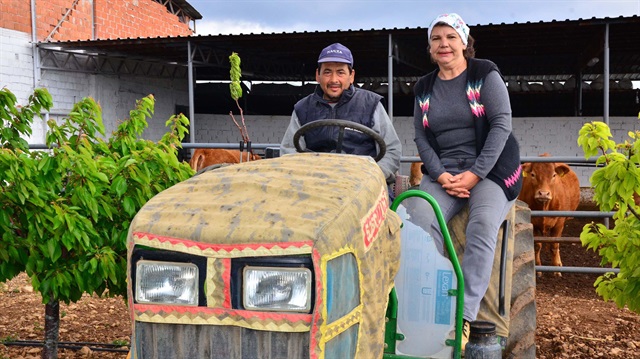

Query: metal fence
[401,154,621,275]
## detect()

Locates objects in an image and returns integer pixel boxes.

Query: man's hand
[438,171,480,198]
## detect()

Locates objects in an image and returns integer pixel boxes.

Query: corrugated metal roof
[170,0,202,20]
[39,15,640,82]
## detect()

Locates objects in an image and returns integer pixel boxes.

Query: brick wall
[0,0,193,41]
[95,0,193,40]
[0,0,32,33]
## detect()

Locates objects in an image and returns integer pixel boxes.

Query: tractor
[125,121,536,358]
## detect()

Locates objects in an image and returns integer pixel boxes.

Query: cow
[518,153,580,277]
[409,162,423,187]
[189,149,261,172]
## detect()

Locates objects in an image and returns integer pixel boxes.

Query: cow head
[522,161,572,204]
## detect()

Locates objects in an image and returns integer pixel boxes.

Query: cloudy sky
[188,0,639,35]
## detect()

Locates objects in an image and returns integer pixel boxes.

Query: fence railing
[401,154,623,276]
[27,142,282,150]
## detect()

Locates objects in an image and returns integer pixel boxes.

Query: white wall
[192,114,639,187]
[193,114,286,145]
[0,29,34,100]
[2,28,189,143]
[0,28,49,143]
[511,117,637,187]
[87,75,189,141]
[40,72,188,142]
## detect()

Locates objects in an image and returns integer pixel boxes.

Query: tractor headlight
[243,266,312,312]
[135,260,199,306]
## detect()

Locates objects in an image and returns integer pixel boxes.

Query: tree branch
[228,111,248,144]
[628,205,640,221]
[235,99,250,143]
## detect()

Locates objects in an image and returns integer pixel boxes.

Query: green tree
[0,88,194,358]
[577,116,640,314]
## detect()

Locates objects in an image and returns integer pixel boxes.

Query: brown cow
[518,153,580,277]
[409,162,423,187]
[189,149,261,172]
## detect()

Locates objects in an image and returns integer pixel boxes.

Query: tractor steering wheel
[292,119,386,162]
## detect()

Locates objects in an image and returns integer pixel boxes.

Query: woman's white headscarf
[428,13,470,45]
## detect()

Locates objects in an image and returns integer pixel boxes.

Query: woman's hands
[437,171,480,198]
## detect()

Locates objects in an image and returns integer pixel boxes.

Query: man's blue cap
[318,43,354,66]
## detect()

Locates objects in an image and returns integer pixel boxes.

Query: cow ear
[555,163,571,176]
[196,155,205,171]
[522,163,532,177]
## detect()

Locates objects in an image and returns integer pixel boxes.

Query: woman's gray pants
[413,177,515,322]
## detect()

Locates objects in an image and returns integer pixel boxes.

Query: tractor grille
[134,322,310,359]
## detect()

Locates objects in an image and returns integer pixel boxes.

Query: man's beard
[325,94,341,103]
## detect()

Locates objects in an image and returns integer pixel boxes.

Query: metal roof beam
[38,48,187,79]
[188,43,308,81]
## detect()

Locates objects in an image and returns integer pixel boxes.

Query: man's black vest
[294,85,382,157]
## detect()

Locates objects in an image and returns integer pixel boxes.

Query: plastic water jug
[394,204,457,358]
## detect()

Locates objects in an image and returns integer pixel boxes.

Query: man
[280,43,401,184]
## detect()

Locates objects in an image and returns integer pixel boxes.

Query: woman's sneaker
[448,320,470,356]
[461,320,470,355]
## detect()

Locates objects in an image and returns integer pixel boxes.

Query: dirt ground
[1,205,639,358]
[533,203,639,359]
[0,273,130,359]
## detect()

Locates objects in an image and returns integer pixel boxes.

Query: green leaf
[89,258,98,273]
[64,213,76,233]
[73,269,86,288]
[124,158,137,167]
[111,177,128,197]
[123,197,136,216]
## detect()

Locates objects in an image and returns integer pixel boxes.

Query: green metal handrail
[383,189,465,359]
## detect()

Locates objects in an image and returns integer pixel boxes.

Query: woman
[412,13,523,349]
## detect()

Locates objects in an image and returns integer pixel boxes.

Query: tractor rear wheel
[503,201,537,358]
[446,200,536,359]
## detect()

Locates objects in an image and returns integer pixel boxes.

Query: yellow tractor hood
[127,153,401,358]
